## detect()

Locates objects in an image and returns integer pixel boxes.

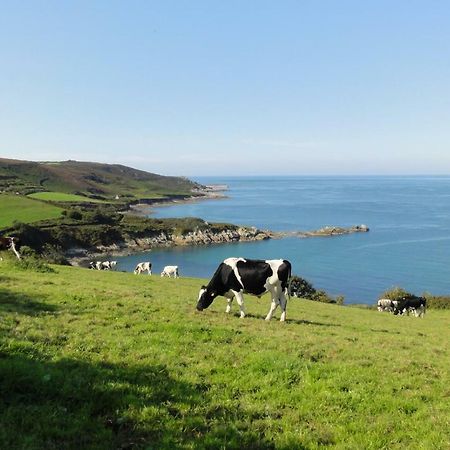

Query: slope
[0,158,201,199]
[0,260,449,449]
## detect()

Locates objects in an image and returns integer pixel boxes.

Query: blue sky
[1,1,449,176]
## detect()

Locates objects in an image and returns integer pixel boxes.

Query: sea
[115,176,450,304]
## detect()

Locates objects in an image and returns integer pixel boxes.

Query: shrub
[67,210,82,220]
[41,244,69,265]
[379,286,413,301]
[289,276,316,298]
[423,293,450,310]
[289,276,344,304]
[14,255,55,273]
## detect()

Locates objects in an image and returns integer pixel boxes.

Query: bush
[423,293,450,310]
[67,210,83,220]
[289,276,344,304]
[14,255,55,273]
[379,286,413,301]
[289,276,316,298]
[41,244,69,265]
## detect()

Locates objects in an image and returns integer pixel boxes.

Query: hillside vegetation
[0,158,200,200]
[0,258,449,449]
[28,192,108,203]
[0,193,63,228]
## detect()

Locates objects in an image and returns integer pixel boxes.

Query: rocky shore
[68,226,272,265]
[68,224,369,265]
[128,184,228,216]
[275,224,370,239]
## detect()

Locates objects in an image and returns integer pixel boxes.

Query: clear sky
[1,1,449,176]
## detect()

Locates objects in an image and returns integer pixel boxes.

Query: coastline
[67,224,272,266]
[127,185,228,217]
[64,183,370,267]
[68,224,369,267]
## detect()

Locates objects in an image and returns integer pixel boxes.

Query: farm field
[0,194,63,229]
[28,192,108,203]
[0,259,449,449]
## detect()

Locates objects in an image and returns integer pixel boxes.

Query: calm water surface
[116,177,450,304]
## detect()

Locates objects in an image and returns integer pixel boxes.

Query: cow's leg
[265,300,278,321]
[278,288,288,322]
[265,287,279,321]
[225,297,233,314]
[232,290,246,318]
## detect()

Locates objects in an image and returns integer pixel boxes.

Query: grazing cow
[89,261,104,270]
[101,261,117,270]
[196,257,292,322]
[0,236,21,260]
[393,295,426,317]
[89,261,116,270]
[134,261,152,275]
[377,298,395,312]
[161,265,179,278]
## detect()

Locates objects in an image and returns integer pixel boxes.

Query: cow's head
[196,285,217,311]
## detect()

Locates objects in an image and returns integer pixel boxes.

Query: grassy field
[0,258,449,449]
[0,194,63,229]
[28,192,107,203]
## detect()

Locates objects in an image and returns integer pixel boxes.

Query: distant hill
[0,158,202,200]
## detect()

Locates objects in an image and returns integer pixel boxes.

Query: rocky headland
[68,224,369,265]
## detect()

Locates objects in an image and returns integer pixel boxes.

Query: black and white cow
[377,298,395,312]
[196,257,292,322]
[393,295,426,317]
[134,261,152,275]
[102,260,117,270]
[0,236,21,260]
[89,260,116,270]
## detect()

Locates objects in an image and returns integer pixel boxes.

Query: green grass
[28,192,107,203]
[0,194,63,229]
[0,258,449,449]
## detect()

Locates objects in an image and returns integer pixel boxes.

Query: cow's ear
[201,285,206,289]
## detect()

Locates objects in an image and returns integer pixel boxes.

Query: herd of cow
[0,236,428,321]
[89,260,179,278]
[377,295,426,317]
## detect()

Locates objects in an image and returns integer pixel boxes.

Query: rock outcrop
[69,226,272,262]
[273,224,369,239]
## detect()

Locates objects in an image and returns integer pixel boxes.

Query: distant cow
[134,262,152,275]
[0,236,21,260]
[89,261,116,270]
[161,265,179,278]
[377,298,395,312]
[102,261,117,270]
[196,257,292,322]
[393,295,426,317]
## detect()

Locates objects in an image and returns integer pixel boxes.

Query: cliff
[69,226,272,262]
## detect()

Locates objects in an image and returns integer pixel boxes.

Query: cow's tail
[285,261,293,301]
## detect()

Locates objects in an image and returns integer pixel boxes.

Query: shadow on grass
[237,312,341,328]
[0,350,278,449]
[0,287,57,316]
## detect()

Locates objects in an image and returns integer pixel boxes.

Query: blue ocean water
[116,176,450,304]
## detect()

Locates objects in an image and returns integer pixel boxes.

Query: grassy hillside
[28,192,108,203]
[0,194,63,228]
[0,158,201,200]
[0,259,449,449]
